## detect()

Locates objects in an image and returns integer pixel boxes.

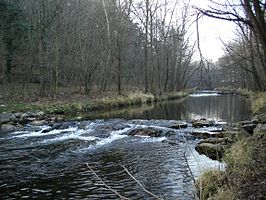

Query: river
[0,93,251,200]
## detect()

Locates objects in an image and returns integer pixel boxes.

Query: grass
[197,129,266,200]
[196,169,227,200]
[0,84,189,115]
[196,91,266,199]
[251,92,266,114]
[215,86,253,97]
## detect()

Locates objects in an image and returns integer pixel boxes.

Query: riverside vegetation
[196,91,266,200]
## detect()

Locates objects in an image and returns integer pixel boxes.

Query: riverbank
[0,91,189,114]
[0,91,190,132]
[215,87,253,97]
[196,92,266,200]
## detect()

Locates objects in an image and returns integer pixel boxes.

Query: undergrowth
[197,128,266,200]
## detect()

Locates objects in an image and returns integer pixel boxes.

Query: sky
[188,0,237,62]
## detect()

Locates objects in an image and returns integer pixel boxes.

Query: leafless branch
[86,163,130,200]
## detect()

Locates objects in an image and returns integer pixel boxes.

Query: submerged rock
[128,128,162,137]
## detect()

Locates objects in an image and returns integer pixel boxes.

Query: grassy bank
[196,92,266,200]
[215,87,253,97]
[0,91,189,115]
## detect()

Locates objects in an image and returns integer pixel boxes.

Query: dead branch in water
[86,163,130,200]
[121,165,165,200]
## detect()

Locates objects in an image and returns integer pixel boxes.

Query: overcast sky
[189,0,237,62]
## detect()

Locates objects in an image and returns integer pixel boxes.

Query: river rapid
[0,93,251,200]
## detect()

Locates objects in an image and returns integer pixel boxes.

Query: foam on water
[189,93,220,97]
[11,127,78,138]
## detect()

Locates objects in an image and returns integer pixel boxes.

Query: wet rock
[162,139,179,145]
[169,122,188,129]
[21,112,37,119]
[36,111,45,117]
[78,121,88,129]
[192,118,214,128]
[195,142,227,160]
[251,115,259,124]
[58,122,77,130]
[29,120,46,126]
[165,130,176,137]
[128,128,162,137]
[0,124,16,133]
[242,123,257,135]
[198,137,233,145]
[0,113,17,124]
[191,130,226,139]
[41,127,53,133]
[253,124,266,139]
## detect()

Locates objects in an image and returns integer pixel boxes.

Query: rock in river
[195,142,227,160]
[0,124,16,133]
[0,113,17,125]
[192,118,214,128]
[128,128,162,137]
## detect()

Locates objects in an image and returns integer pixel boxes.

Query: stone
[169,122,188,129]
[253,124,266,139]
[36,111,45,117]
[30,120,46,126]
[0,113,17,125]
[192,119,214,128]
[251,115,259,124]
[0,124,16,133]
[128,128,161,137]
[242,124,257,135]
[198,137,233,145]
[195,142,227,160]
[191,130,227,139]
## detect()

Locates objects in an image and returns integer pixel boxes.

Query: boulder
[195,142,227,160]
[0,113,17,125]
[128,128,161,137]
[169,122,188,129]
[253,124,266,139]
[198,137,233,145]
[192,118,214,128]
[191,130,226,139]
[242,123,257,135]
[0,124,16,133]
[29,120,46,126]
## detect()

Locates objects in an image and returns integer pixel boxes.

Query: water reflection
[87,95,251,122]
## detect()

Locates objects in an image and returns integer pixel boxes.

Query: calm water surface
[0,94,251,200]
[88,94,251,122]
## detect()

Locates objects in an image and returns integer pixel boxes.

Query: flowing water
[0,93,251,200]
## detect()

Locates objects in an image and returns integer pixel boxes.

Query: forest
[0,0,265,101]
[0,1,266,200]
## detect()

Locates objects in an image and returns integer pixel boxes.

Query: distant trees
[0,0,198,96]
[0,0,26,82]
[196,0,266,91]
